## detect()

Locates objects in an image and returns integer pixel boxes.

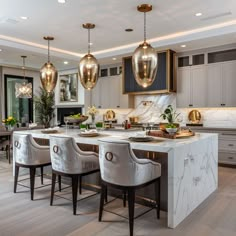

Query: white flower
[87,106,98,116]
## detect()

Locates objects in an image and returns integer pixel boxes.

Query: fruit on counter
[69,113,86,118]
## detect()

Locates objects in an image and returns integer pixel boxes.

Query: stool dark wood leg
[29,167,36,200]
[72,175,79,215]
[50,173,57,206]
[123,190,126,207]
[14,165,20,193]
[40,166,44,185]
[79,175,82,194]
[155,178,161,219]
[99,183,105,221]
[104,185,108,203]
[128,188,135,236]
[58,175,61,192]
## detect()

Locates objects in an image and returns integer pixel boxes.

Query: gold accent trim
[43,36,54,41]
[82,23,95,29]
[137,4,152,12]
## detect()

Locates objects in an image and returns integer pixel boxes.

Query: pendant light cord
[144,12,146,42]
[22,57,26,83]
[48,39,50,63]
[88,28,91,54]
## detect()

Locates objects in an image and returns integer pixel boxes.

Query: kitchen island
[13,128,218,228]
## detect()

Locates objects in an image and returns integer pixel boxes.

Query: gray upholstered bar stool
[13,133,51,200]
[49,135,100,215]
[98,139,161,236]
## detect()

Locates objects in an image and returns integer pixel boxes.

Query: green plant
[2,116,17,126]
[160,105,180,126]
[34,87,55,128]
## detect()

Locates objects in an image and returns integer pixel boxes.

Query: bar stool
[49,135,100,215]
[13,133,51,200]
[98,138,161,236]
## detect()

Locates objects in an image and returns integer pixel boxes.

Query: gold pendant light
[132,4,158,88]
[15,56,32,98]
[78,23,99,90]
[40,36,58,93]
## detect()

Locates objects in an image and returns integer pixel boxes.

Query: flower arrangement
[87,106,98,116]
[2,116,17,127]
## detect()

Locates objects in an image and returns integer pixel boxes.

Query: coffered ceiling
[0,0,236,70]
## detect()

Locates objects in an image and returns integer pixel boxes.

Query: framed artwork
[59,73,78,102]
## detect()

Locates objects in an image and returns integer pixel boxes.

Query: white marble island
[14,129,218,228]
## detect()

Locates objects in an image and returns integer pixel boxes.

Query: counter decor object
[79,129,99,137]
[188,109,202,124]
[129,116,139,124]
[148,129,195,139]
[64,114,88,125]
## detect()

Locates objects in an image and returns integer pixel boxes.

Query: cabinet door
[100,77,110,109]
[207,64,222,107]
[191,66,207,107]
[222,61,236,107]
[91,79,101,108]
[109,76,121,108]
[176,68,191,108]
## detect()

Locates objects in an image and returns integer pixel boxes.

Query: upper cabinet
[89,74,134,109]
[207,61,236,107]
[122,49,176,95]
[177,65,207,108]
[177,48,236,108]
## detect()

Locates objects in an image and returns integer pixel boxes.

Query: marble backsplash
[96,94,236,128]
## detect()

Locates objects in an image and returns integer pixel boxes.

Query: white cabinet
[89,75,134,109]
[177,65,207,108]
[207,61,236,107]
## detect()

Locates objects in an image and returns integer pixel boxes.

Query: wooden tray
[41,130,59,134]
[148,130,195,139]
[79,132,99,137]
[129,136,154,142]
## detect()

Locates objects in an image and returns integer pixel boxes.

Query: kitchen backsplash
[96,94,236,128]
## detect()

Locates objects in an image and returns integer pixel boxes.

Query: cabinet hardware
[98,106,101,108]
[189,104,193,107]
[227,156,234,160]
[116,106,120,108]
[228,144,234,147]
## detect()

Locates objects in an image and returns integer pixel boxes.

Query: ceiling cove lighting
[132,4,158,88]
[78,23,99,90]
[15,56,32,98]
[40,36,58,93]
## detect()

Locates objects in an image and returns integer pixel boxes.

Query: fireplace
[57,107,82,125]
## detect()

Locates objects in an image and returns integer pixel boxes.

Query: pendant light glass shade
[132,4,158,88]
[40,36,58,93]
[15,56,32,98]
[78,23,99,90]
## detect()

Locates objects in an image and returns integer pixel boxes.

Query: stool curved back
[50,135,99,174]
[14,133,51,165]
[98,138,161,187]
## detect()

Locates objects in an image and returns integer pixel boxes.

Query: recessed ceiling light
[58,0,66,3]
[20,16,28,20]
[195,12,202,17]
[180,44,186,48]
[64,61,69,64]
[125,28,133,32]
[112,57,117,60]
[0,49,2,52]
[89,42,93,46]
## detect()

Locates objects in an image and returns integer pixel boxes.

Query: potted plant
[2,115,17,130]
[34,87,55,128]
[160,105,180,134]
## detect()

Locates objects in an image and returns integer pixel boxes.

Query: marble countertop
[14,128,218,153]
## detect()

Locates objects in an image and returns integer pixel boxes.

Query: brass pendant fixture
[132,4,158,88]
[78,23,99,90]
[40,36,58,93]
[15,56,32,98]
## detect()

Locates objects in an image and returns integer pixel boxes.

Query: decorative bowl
[166,127,178,134]
[64,115,88,124]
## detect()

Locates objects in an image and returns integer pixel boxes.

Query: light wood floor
[0,155,236,236]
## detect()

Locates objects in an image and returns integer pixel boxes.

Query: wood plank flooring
[0,154,236,236]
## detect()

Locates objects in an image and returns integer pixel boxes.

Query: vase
[91,114,96,128]
[6,125,14,131]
